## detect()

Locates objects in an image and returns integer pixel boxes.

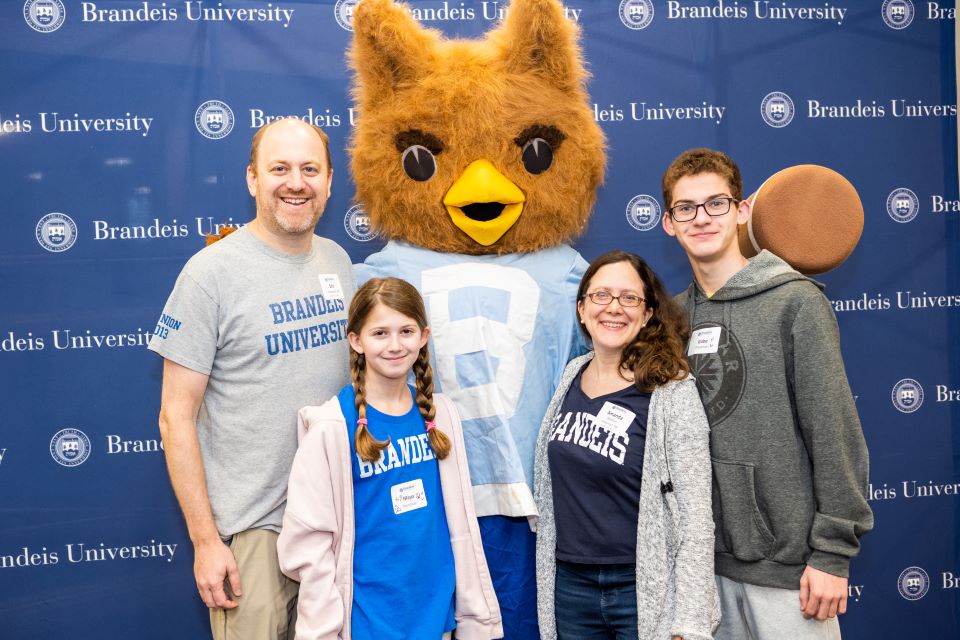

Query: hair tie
[357,418,368,427]
[424,421,437,433]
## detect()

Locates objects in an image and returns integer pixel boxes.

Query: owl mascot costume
[349,0,604,636]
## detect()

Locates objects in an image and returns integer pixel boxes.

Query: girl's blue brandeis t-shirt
[338,384,456,639]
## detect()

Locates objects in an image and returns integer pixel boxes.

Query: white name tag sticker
[318,274,344,299]
[595,401,636,434]
[391,478,428,515]
[688,326,722,355]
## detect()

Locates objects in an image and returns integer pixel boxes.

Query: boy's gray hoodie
[676,250,873,589]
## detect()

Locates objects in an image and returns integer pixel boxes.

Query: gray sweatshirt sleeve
[790,293,874,577]
[665,379,720,639]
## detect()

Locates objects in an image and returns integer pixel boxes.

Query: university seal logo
[36,212,77,252]
[688,323,746,425]
[344,204,376,242]
[334,0,359,31]
[882,0,915,29]
[891,378,923,413]
[195,100,235,139]
[897,566,929,601]
[886,188,919,223]
[50,428,91,467]
[24,0,65,33]
[761,91,795,128]
[625,195,662,232]
[619,0,654,30]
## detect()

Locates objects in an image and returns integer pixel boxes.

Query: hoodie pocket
[712,459,776,561]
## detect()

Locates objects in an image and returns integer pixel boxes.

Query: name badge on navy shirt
[595,401,636,434]
[318,274,344,300]
[688,326,722,355]
[391,478,428,514]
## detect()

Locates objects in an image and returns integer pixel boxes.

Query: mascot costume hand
[348,1,605,636]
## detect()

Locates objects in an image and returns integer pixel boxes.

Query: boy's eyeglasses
[668,197,738,222]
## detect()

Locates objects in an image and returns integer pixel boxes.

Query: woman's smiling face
[577,261,653,358]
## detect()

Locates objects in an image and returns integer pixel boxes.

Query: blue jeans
[554,560,638,640]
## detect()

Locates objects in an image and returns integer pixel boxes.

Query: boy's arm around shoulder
[662,377,719,640]
[277,402,349,640]
[790,291,874,577]
[434,394,504,639]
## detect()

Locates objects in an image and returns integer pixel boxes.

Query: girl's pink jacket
[277,393,504,640]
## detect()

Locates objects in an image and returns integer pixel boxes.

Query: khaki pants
[210,529,299,640]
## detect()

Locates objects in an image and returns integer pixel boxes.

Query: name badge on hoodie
[688,326,722,355]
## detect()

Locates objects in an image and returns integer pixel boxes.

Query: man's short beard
[274,212,318,234]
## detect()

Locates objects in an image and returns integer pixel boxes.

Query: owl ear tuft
[492,0,587,94]
[349,0,438,104]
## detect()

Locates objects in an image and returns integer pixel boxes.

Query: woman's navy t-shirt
[546,362,651,564]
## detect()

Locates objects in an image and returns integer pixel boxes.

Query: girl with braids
[278,277,502,640]
[533,251,718,640]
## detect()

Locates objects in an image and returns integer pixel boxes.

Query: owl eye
[401,145,437,182]
[521,138,553,175]
[514,125,564,175]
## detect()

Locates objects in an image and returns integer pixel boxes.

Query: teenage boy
[660,148,873,639]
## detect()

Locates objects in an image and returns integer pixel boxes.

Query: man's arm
[790,293,874,620]
[158,358,242,609]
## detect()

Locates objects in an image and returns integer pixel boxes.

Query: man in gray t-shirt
[149,118,355,640]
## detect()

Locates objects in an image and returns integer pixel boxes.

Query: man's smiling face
[247,119,333,237]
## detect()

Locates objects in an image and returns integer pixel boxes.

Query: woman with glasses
[533,250,719,640]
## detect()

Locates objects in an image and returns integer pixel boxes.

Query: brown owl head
[349,0,606,255]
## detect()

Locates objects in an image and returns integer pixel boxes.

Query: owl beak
[442,159,525,246]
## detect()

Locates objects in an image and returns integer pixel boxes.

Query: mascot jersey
[358,240,587,519]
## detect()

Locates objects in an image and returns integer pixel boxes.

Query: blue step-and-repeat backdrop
[2,0,958,637]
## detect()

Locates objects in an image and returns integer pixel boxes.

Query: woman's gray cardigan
[533,353,721,640]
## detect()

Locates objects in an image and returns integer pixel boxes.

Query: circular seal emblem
[619,0,654,30]
[344,204,376,242]
[195,100,235,140]
[882,0,915,29]
[50,428,91,467]
[625,195,662,232]
[886,188,920,223]
[891,378,924,413]
[689,323,746,425]
[36,212,78,252]
[334,0,359,31]
[761,91,795,128]
[23,0,65,33]
[898,566,929,601]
